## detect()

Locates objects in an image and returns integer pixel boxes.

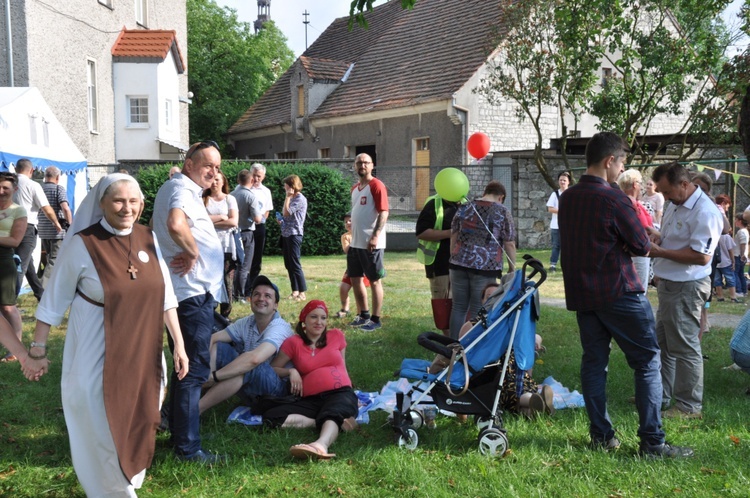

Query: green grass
[1,251,749,496]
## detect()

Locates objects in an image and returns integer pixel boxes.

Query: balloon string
[469,202,514,271]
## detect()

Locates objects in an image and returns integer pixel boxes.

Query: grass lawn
[1,251,749,497]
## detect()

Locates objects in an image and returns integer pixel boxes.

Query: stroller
[389,255,546,457]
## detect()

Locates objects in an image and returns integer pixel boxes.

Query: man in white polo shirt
[649,162,723,420]
[152,141,225,463]
[13,158,62,300]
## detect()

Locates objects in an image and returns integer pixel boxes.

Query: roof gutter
[5,0,13,87]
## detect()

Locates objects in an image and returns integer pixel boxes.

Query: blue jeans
[15,224,43,299]
[550,229,560,266]
[215,342,288,399]
[235,231,255,298]
[282,235,307,292]
[576,292,665,446]
[449,268,496,339]
[169,292,215,456]
[713,266,736,289]
[735,256,747,294]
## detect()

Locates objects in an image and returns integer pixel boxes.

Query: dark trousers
[15,224,43,299]
[234,230,255,298]
[249,223,266,284]
[282,235,307,292]
[168,292,215,456]
[576,292,665,446]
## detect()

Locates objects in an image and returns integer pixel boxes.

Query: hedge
[135,162,352,256]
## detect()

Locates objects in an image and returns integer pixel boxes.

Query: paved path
[540,296,742,330]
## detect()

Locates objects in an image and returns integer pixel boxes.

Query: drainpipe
[4,0,13,87]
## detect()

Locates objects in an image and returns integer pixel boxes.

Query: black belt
[240,228,254,233]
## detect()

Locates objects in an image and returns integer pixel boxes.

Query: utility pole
[303,10,310,51]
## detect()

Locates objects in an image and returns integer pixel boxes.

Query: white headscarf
[60,173,144,251]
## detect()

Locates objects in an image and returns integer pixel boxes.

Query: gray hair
[617,168,642,192]
[44,166,61,180]
[250,163,266,174]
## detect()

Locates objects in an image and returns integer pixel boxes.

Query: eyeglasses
[355,160,372,165]
[186,140,220,159]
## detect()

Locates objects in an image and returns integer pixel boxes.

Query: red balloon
[467,132,490,159]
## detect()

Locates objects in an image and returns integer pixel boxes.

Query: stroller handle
[521,254,546,288]
[417,331,459,359]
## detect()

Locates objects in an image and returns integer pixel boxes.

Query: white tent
[0,87,87,211]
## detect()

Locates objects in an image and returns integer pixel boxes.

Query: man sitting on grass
[199,276,293,414]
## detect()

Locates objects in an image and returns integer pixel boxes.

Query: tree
[187,0,294,153]
[590,0,733,161]
[348,0,416,28]
[475,0,603,187]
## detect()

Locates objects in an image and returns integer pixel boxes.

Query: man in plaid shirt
[559,132,693,459]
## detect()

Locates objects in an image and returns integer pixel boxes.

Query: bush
[135,161,352,256]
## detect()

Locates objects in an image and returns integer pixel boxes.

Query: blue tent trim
[0,150,87,174]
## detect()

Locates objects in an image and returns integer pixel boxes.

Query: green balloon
[434,168,469,202]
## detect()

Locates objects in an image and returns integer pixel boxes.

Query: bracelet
[28,350,47,360]
[212,371,220,383]
[30,341,46,349]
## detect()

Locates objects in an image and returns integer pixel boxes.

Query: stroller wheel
[474,414,501,432]
[397,428,419,450]
[408,410,424,429]
[478,428,508,457]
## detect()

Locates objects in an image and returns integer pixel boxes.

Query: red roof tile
[111,29,185,73]
[299,56,352,82]
[228,0,503,135]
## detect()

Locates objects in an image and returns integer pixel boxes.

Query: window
[277,151,297,160]
[602,67,612,87]
[29,115,37,145]
[319,148,330,159]
[98,0,113,8]
[297,85,304,117]
[87,59,99,133]
[127,96,149,127]
[42,119,49,147]
[165,99,173,128]
[135,0,147,26]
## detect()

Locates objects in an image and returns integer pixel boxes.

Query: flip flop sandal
[1,354,18,363]
[289,443,335,460]
[336,310,350,318]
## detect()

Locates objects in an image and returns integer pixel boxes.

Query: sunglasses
[186,140,220,159]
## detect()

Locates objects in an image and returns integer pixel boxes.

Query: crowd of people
[6,135,750,493]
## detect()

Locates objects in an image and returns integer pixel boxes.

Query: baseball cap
[250,275,280,302]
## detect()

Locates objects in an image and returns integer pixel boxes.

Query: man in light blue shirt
[152,141,225,463]
[199,276,292,414]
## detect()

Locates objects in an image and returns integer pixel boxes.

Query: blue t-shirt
[226,311,293,358]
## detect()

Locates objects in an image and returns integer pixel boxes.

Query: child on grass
[715,232,741,303]
[337,213,370,318]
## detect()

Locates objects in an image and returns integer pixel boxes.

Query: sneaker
[360,319,382,332]
[639,442,694,459]
[549,266,557,274]
[349,315,368,327]
[661,406,702,420]
[590,436,620,451]
[176,449,227,465]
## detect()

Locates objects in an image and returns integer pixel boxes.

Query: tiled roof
[299,56,352,82]
[228,0,503,135]
[111,29,185,73]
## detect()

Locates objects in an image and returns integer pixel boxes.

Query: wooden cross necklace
[113,233,138,280]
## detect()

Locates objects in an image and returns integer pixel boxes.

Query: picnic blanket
[226,376,583,426]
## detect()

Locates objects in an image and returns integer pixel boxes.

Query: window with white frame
[165,99,173,128]
[135,0,147,26]
[87,59,99,133]
[127,96,149,127]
